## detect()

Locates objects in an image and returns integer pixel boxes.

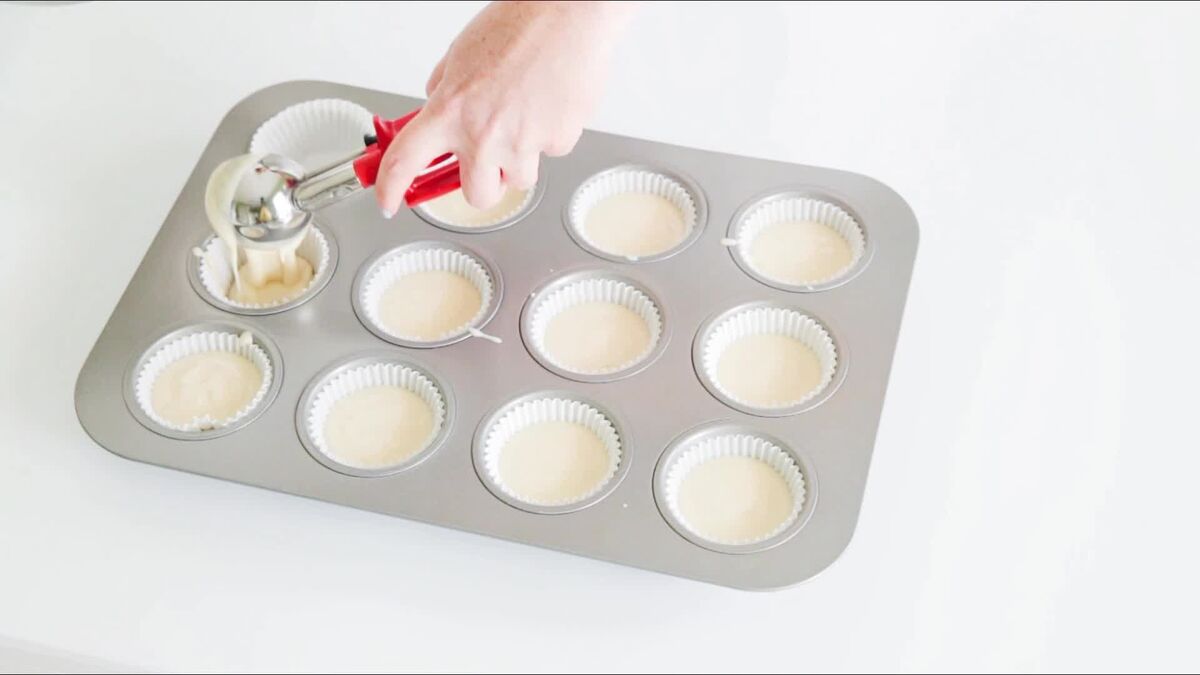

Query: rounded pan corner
[843,171,921,245]
[730,527,860,592]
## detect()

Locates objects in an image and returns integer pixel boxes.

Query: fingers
[457,153,504,210]
[375,111,450,217]
[426,54,447,96]
[543,127,583,157]
[502,152,540,191]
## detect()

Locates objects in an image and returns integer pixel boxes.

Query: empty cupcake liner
[527,277,662,376]
[304,362,446,471]
[417,186,537,231]
[360,247,495,343]
[480,397,622,508]
[196,225,331,311]
[249,98,373,172]
[734,196,866,286]
[700,306,838,410]
[133,330,273,433]
[568,167,700,261]
[661,432,806,547]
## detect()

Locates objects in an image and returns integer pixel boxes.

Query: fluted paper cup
[359,246,495,344]
[304,362,446,472]
[733,195,865,287]
[134,330,272,433]
[698,305,837,412]
[479,396,622,508]
[249,98,373,171]
[527,276,662,376]
[661,432,806,546]
[567,167,701,261]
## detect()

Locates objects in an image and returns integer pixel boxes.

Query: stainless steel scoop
[224,108,462,247]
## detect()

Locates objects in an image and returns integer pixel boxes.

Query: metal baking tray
[75,80,918,590]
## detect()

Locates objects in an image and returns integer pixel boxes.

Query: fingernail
[381,206,395,219]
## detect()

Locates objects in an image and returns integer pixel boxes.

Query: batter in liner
[379,270,482,340]
[748,220,853,285]
[322,385,435,468]
[543,301,650,373]
[677,455,794,543]
[716,333,822,407]
[498,421,611,504]
[583,192,686,258]
[151,351,262,427]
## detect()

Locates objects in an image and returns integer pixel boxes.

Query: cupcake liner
[481,397,622,507]
[249,98,373,172]
[661,432,806,547]
[360,247,495,343]
[197,225,331,310]
[735,196,865,286]
[417,186,536,230]
[700,306,838,410]
[568,167,699,261]
[528,277,662,375]
[134,330,273,433]
[305,362,446,470]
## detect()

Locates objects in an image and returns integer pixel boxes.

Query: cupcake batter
[748,220,853,285]
[151,351,262,427]
[229,248,314,305]
[716,333,822,407]
[322,385,434,468]
[584,192,686,258]
[379,270,482,340]
[677,455,794,543]
[423,187,529,227]
[205,153,314,305]
[499,421,610,504]
[543,301,650,373]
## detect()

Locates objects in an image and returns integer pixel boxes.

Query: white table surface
[2,1,1198,672]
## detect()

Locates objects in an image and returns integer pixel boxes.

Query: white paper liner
[197,226,330,310]
[248,98,373,171]
[481,397,622,507]
[417,187,536,229]
[568,168,698,260]
[527,277,662,375]
[701,306,838,410]
[735,196,865,286]
[361,247,495,343]
[134,330,273,433]
[305,362,446,470]
[662,433,806,546]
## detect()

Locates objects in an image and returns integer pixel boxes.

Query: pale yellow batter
[205,153,314,305]
[379,270,482,340]
[748,220,853,284]
[543,302,650,373]
[678,455,793,543]
[423,187,529,227]
[151,351,262,427]
[716,334,821,407]
[322,386,434,468]
[229,248,314,305]
[584,192,686,258]
[499,421,610,504]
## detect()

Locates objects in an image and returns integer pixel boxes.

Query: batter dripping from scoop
[205,154,313,304]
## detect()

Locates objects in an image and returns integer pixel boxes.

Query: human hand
[375,1,637,217]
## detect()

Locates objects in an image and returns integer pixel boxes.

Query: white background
[2,1,1198,672]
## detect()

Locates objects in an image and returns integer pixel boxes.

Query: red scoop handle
[352,109,461,206]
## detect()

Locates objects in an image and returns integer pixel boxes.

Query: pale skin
[375,1,639,217]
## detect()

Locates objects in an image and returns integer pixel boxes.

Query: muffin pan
[75,80,918,590]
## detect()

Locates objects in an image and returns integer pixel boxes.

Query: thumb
[375,111,450,218]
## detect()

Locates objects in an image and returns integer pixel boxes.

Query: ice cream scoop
[220,108,460,247]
